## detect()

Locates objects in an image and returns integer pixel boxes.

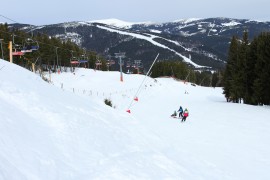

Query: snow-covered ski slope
[87,23,205,68]
[0,59,270,180]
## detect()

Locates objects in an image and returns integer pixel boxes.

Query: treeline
[151,60,222,87]
[223,31,270,105]
[0,23,108,71]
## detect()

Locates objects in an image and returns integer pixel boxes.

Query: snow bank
[1,59,270,180]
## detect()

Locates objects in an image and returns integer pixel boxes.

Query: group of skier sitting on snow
[171,106,189,122]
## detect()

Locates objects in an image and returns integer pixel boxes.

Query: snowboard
[171,116,181,119]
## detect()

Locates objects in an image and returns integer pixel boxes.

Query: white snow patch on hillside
[222,21,241,26]
[88,18,150,29]
[210,29,218,32]
[173,18,202,23]
[55,32,82,45]
[150,29,162,33]
[245,19,270,23]
[179,31,199,37]
[20,26,45,31]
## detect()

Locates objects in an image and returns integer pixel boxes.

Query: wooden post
[32,63,35,73]
[9,41,13,63]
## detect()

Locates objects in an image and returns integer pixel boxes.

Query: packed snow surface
[0,59,270,180]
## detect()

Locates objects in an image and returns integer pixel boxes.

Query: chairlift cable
[0,29,80,54]
[1,14,97,69]
[0,15,89,56]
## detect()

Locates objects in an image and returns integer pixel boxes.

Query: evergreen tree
[211,72,219,87]
[223,32,270,105]
[223,36,239,102]
[245,37,258,104]
[238,31,249,103]
[253,32,270,105]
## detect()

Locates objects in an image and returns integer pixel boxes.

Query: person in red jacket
[181,108,189,122]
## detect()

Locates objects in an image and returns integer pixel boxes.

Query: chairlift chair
[70,61,79,64]
[95,61,102,67]
[106,59,115,65]
[11,36,24,56]
[70,56,79,65]
[21,38,39,53]
[12,44,24,56]
[79,60,88,63]
[94,59,102,70]
[12,51,24,56]
[109,60,115,65]
[95,60,102,66]
[78,53,88,64]
[126,60,131,68]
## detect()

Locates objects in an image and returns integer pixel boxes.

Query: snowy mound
[173,18,202,23]
[88,18,151,28]
[88,18,136,28]
[0,60,176,179]
[1,59,270,179]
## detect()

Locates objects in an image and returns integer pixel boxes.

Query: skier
[181,108,189,122]
[171,110,177,117]
[178,106,183,118]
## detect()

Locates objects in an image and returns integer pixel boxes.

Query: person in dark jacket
[178,106,183,118]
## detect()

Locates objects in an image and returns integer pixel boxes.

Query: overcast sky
[1,0,269,25]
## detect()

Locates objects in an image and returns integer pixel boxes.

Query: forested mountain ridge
[9,18,270,70]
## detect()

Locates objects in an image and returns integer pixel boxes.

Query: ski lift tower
[115,52,125,82]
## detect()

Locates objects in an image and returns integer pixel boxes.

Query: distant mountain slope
[10,18,270,70]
